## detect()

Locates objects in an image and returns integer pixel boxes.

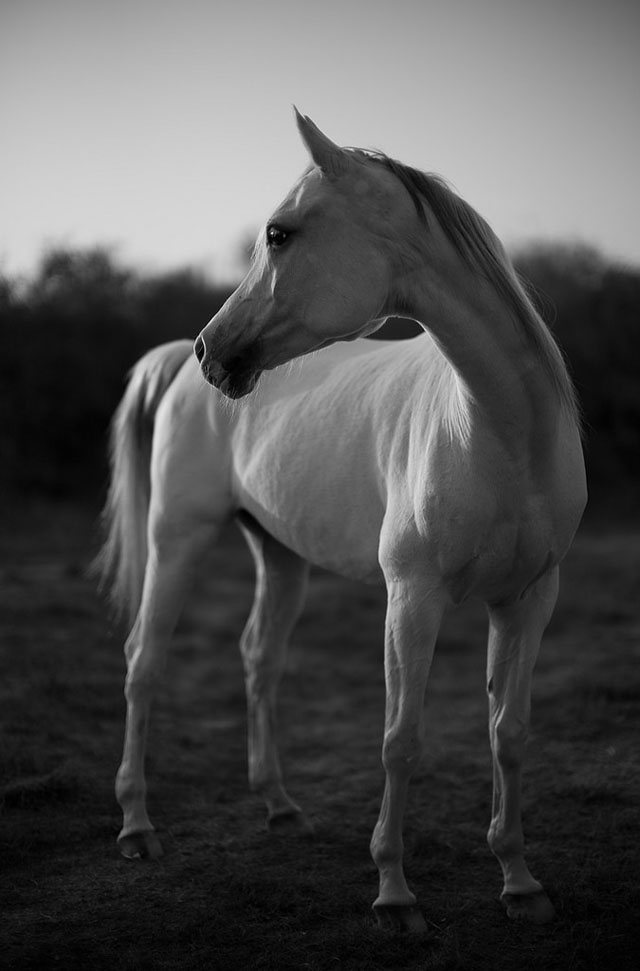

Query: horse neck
[398,260,560,455]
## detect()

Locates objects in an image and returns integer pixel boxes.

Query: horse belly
[231,443,386,582]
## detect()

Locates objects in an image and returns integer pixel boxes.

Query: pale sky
[2,0,639,281]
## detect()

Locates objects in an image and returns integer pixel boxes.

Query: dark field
[1,500,638,971]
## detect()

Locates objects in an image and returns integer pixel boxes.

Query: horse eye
[266,225,289,249]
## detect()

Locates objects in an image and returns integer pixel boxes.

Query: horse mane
[354,149,580,425]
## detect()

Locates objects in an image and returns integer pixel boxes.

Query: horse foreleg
[370,575,445,933]
[238,518,310,832]
[116,514,221,859]
[486,566,559,924]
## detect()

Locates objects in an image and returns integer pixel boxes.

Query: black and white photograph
[2,1,638,968]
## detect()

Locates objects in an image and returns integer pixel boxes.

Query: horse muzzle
[194,334,262,399]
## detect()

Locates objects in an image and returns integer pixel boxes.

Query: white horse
[99,111,587,932]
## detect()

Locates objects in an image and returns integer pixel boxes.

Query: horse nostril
[194,334,206,363]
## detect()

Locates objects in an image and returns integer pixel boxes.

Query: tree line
[0,242,638,507]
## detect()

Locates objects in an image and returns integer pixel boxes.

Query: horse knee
[382,726,423,776]
[123,643,165,699]
[492,715,527,771]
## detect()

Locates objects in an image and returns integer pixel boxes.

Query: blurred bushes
[0,241,638,504]
[513,243,640,496]
[0,247,232,495]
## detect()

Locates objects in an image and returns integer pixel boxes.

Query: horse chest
[402,461,558,604]
[439,499,558,604]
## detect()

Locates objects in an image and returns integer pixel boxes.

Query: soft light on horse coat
[99,111,587,932]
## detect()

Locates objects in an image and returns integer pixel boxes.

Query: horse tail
[95,340,193,624]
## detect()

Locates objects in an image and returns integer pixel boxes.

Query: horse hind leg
[237,514,310,833]
[486,567,559,924]
[116,508,223,860]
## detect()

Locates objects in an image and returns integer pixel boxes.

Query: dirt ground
[1,498,638,970]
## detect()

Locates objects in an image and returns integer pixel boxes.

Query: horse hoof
[373,903,428,934]
[118,830,164,860]
[501,890,556,924]
[266,809,314,836]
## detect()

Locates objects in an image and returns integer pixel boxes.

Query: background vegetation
[1,241,638,508]
[0,248,233,495]
[514,243,640,507]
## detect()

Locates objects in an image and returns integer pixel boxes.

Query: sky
[2,0,639,282]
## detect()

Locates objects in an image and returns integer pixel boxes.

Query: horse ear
[294,107,354,178]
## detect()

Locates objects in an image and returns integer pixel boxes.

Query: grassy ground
[0,499,638,970]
